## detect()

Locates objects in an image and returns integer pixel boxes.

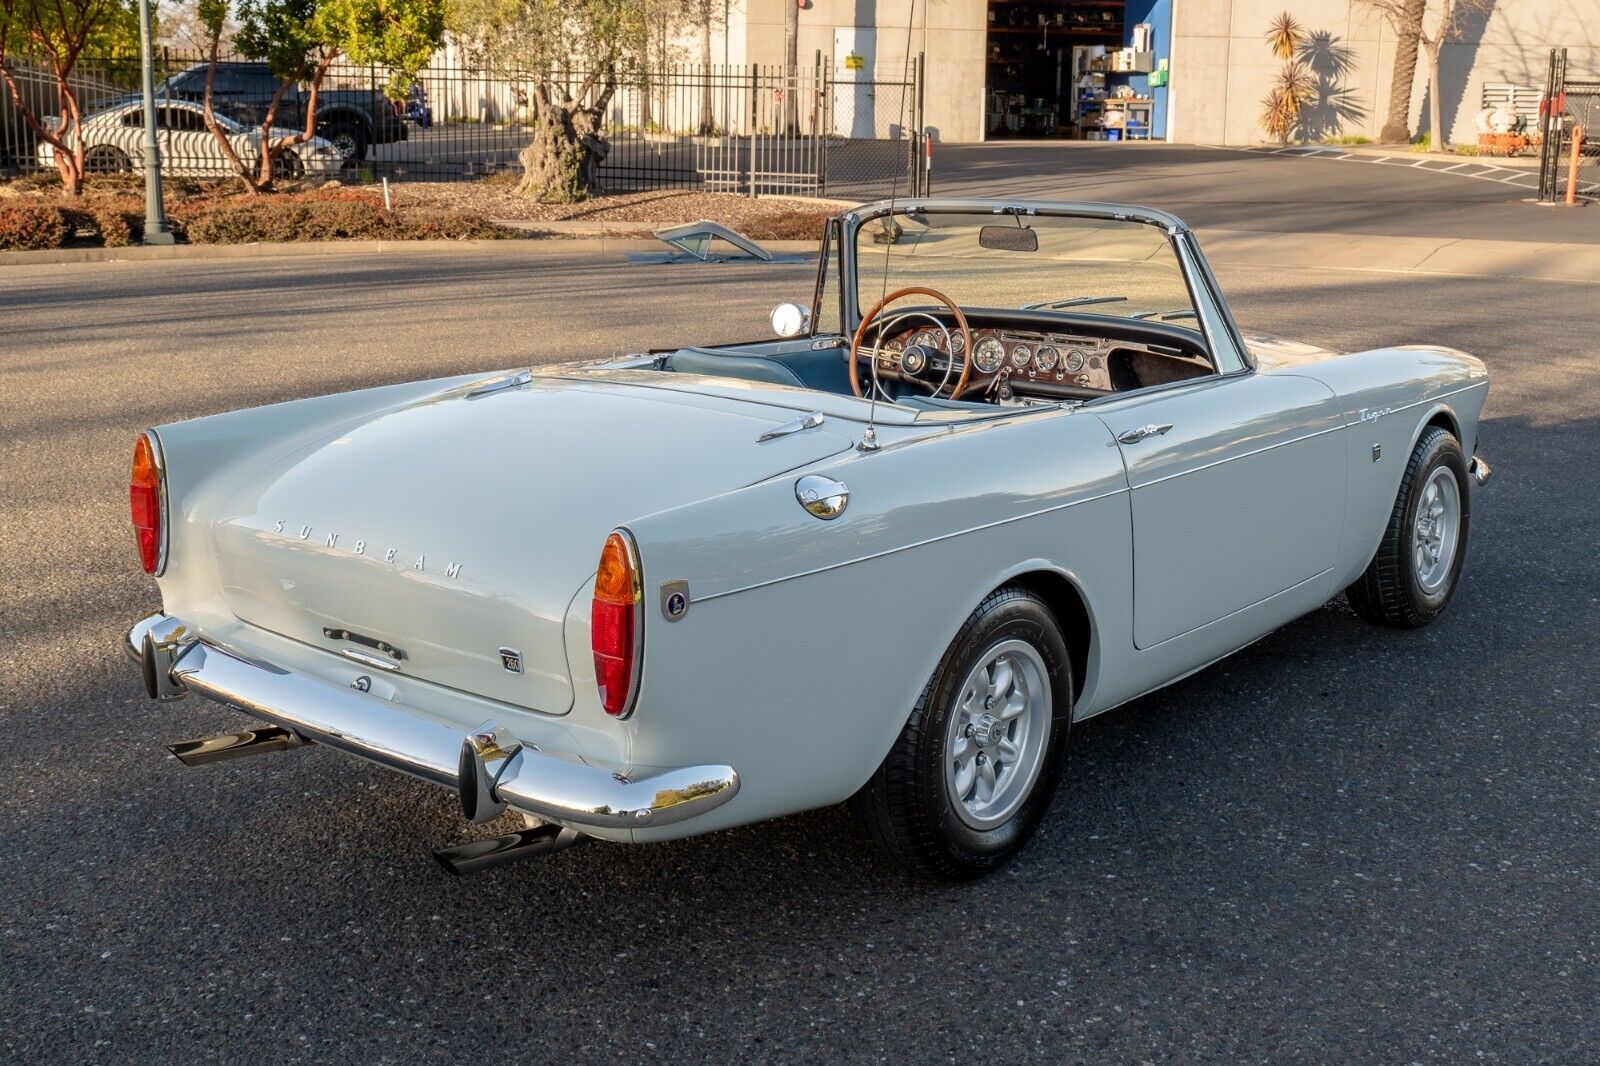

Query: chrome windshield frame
[837,198,1249,377]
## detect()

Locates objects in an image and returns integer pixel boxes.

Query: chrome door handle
[1117,423,1174,444]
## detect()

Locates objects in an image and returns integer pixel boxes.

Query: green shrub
[401,210,514,240]
[0,202,68,251]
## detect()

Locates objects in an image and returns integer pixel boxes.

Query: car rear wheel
[1346,426,1471,628]
[850,586,1073,880]
[85,145,131,173]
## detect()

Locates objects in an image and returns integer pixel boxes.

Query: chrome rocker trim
[125,612,740,833]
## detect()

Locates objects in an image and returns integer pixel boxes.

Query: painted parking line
[1207,142,1597,196]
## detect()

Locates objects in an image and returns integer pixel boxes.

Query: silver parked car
[123,198,1491,879]
[41,100,344,178]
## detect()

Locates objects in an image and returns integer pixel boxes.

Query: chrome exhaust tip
[167,726,306,767]
[432,822,588,877]
[1468,455,1492,487]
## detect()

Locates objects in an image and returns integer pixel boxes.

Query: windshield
[854,210,1196,325]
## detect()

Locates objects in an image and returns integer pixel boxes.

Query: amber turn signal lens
[130,433,164,575]
[594,531,637,606]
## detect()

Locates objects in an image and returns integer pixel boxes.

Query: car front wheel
[1346,425,1471,627]
[850,586,1073,880]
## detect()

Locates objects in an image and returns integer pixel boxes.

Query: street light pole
[136,0,174,244]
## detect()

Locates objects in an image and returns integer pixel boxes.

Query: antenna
[859,0,919,454]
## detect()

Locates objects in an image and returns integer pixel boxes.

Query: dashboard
[856,309,1216,403]
[875,326,1122,395]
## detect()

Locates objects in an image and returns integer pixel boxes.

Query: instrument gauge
[1063,347,1088,374]
[1009,344,1032,370]
[911,330,938,350]
[1034,344,1059,372]
[973,337,1005,373]
[949,332,966,354]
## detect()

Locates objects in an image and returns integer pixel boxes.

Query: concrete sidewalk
[1200,227,1600,284]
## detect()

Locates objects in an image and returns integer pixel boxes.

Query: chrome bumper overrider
[125,612,739,832]
[1469,455,1492,487]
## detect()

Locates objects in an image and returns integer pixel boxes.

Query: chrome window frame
[809,217,844,338]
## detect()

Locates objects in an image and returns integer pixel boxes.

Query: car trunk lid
[208,376,854,714]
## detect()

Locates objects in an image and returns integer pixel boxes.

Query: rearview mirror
[979,225,1038,252]
[771,302,811,338]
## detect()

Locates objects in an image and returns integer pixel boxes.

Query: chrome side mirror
[770,302,811,338]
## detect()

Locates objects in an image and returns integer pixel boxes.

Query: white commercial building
[709,0,1598,145]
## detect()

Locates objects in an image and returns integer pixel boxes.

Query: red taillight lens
[591,529,641,717]
[130,433,164,575]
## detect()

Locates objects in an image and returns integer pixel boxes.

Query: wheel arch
[1412,403,1463,453]
[317,106,371,135]
[986,563,1095,706]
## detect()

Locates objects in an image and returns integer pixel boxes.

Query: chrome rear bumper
[125,612,739,833]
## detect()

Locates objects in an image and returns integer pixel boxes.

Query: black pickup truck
[144,61,408,165]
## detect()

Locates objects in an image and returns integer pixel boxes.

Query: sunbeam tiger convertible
[125,198,1491,879]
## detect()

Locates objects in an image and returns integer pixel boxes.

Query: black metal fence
[1538,48,1599,204]
[2,48,927,198]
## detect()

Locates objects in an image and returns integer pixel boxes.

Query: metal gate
[1537,48,1600,204]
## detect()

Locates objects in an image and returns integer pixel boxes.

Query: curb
[0,234,823,267]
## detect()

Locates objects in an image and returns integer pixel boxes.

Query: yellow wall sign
[844,53,865,71]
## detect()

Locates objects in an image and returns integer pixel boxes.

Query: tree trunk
[698,11,714,134]
[515,97,611,203]
[1426,42,1445,151]
[782,0,798,134]
[255,53,336,191]
[202,34,261,193]
[0,61,87,195]
[1379,0,1426,143]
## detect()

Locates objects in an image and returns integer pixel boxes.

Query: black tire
[321,123,367,166]
[1345,426,1471,628]
[85,145,131,173]
[850,586,1074,880]
[271,152,305,180]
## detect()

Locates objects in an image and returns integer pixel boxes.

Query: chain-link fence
[1538,48,1600,204]
[2,48,927,198]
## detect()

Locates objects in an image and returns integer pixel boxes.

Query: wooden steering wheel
[849,286,974,400]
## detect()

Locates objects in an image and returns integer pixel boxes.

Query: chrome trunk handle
[1117,423,1175,444]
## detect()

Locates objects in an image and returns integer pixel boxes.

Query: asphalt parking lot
[2,244,1597,1060]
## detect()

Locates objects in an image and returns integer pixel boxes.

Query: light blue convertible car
[125,199,1490,879]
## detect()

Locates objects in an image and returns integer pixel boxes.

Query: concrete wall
[711,0,1600,145]
[1170,0,1600,146]
[742,0,988,142]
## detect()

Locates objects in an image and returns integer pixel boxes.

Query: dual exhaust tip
[163,724,591,876]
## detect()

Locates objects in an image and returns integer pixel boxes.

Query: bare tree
[1419,0,1493,149]
[688,0,719,133]
[781,0,797,133]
